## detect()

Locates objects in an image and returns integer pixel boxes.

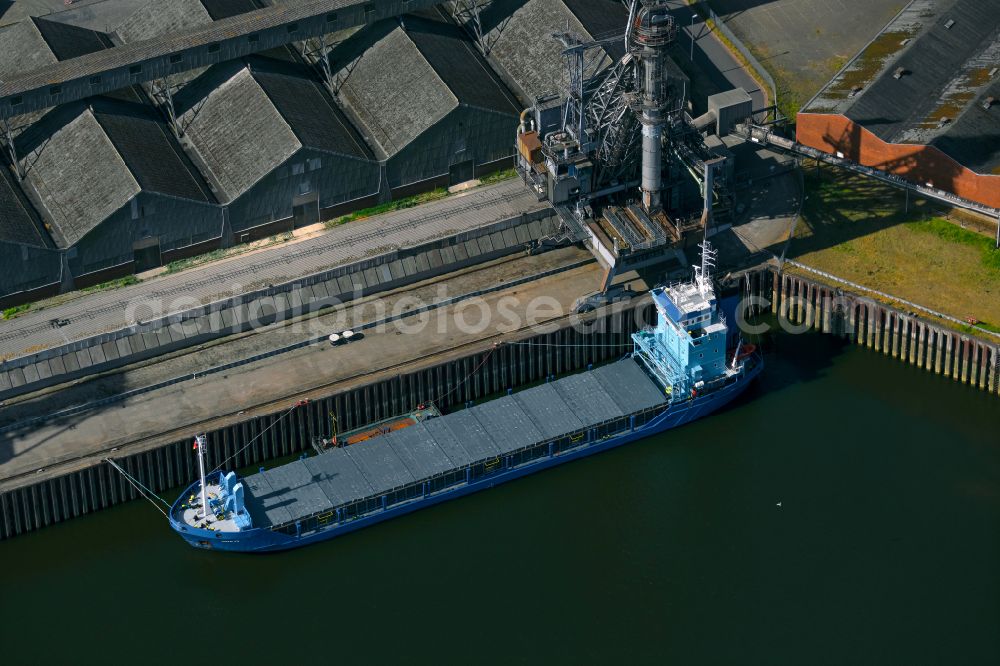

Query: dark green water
[1,333,998,665]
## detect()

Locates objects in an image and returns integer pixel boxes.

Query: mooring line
[104,459,169,518]
[209,403,301,475]
[425,346,497,406]
[504,340,636,348]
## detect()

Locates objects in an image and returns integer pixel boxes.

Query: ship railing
[632,335,683,380]
[266,403,672,536]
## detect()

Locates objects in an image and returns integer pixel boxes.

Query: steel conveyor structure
[0,0,441,118]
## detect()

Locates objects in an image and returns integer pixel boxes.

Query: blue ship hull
[169,359,761,553]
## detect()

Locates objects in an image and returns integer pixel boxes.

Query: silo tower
[629,0,676,212]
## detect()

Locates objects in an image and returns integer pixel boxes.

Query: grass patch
[788,167,1000,325]
[163,232,293,275]
[164,248,233,275]
[80,275,141,294]
[967,320,1000,335]
[909,217,1000,271]
[324,188,449,229]
[479,168,517,186]
[2,303,31,320]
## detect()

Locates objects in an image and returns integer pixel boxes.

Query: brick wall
[797,113,1000,209]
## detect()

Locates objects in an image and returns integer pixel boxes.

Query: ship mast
[195,434,209,520]
[693,240,716,295]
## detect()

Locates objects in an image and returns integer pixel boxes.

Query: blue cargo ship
[169,242,762,552]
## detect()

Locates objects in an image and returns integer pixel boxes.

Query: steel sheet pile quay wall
[768,269,1000,396]
[0,0,443,116]
[0,303,654,540]
[242,359,667,531]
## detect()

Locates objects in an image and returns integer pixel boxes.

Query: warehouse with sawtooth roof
[331,9,520,193]
[0,165,62,307]
[0,0,537,305]
[174,55,379,236]
[464,0,627,104]
[13,98,222,283]
[0,18,62,133]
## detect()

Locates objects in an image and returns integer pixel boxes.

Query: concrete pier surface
[0,246,615,492]
[0,179,546,360]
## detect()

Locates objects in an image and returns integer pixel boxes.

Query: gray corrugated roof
[17,107,140,248]
[92,99,214,202]
[177,63,301,201]
[803,0,1000,173]
[0,19,57,80]
[931,79,1000,173]
[32,17,113,61]
[561,0,628,57]
[0,20,58,132]
[33,0,151,34]
[114,0,213,44]
[332,12,517,158]
[406,11,520,115]
[201,0,263,21]
[334,21,457,158]
[29,16,148,107]
[480,0,623,102]
[0,168,47,248]
[248,56,372,159]
[112,0,214,91]
[0,0,444,102]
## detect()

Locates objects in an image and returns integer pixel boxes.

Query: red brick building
[796,0,1000,210]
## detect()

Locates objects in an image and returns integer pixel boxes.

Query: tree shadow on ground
[762,166,938,260]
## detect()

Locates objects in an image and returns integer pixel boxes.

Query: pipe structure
[196,435,208,520]
[703,159,714,233]
[630,0,676,213]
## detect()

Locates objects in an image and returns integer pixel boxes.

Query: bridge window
[49,85,61,96]
[208,43,221,53]
[248,33,259,43]
[129,64,142,75]
[326,12,337,23]
[170,54,183,64]
[287,22,298,33]
[10,95,22,107]
[89,75,101,85]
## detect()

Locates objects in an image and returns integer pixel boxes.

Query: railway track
[3,186,540,347]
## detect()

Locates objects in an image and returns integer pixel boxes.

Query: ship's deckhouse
[633,242,732,397]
